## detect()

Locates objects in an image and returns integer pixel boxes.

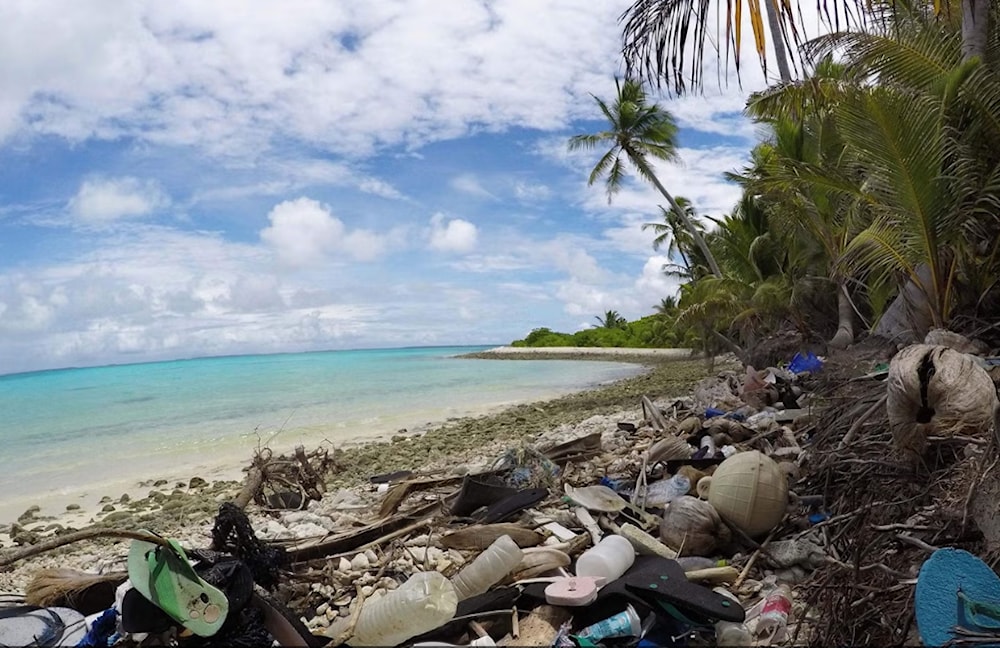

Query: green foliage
[511,315,682,348]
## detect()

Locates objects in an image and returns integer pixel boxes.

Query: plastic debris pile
[4,329,1000,647]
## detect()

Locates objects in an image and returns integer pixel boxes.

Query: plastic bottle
[713,587,751,646]
[351,571,458,646]
[575,535,635,582]
[644,474,691,507]
[755,583,793,641]
[450,534,523,601]
[700,435,717,457]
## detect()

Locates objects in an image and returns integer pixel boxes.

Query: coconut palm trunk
[962,0,990,60]
[829,281,855,348]
[764,0,793,82]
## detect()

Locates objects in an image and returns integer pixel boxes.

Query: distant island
[510,309,686,349]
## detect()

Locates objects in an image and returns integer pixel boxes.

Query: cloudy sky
[0,1,808,375]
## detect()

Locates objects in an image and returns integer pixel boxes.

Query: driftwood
[0,529,172,568]
[285,500,442,563]
[378,474,467,519]
[440,524,545,550]
[641,395,671,433]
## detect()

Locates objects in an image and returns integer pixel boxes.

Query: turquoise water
[0,346,643,521]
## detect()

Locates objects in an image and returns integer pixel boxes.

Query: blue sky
[0,1,797,374]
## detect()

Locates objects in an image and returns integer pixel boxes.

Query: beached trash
[563,484,626,513]
[575,535,635,582]
[439,524,543,551]
[348,571,458,646]
[887,344,1000,458]
[696,450,788,537]
[450,535,522,601]
[659,495,732,556]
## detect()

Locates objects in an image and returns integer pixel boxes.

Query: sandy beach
[0,349,713,593]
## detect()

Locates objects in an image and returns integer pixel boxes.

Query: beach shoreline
[0,349,714,593]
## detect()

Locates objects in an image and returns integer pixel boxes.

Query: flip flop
[521,555,744,629]
[916,547,1000,647]
[127,535,229,638]
[449,474,518,518]
[476,488,549,524]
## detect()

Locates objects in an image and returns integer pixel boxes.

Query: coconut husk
[439,524,544,551]
[647,436,694,464]
[886,344,1000,459]
[675,466,707,493]
[25,569,127,615]
[659,496,731,556]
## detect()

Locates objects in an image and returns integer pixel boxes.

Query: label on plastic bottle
[760,588,792,620]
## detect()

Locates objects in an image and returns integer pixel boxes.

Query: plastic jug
[450,534,523,601]
[575,535,635,582]
[351,571,458,646]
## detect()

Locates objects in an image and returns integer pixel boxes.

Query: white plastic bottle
[713,587,751,646]
[351,571,458,646]
[645,474,691,506]
[575,535,635,582]
[450,534,523,601]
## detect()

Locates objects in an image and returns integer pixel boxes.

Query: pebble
[350,553,370,571]
[338,557,352,572]
[364,549,378,564]
[315,602,329,616]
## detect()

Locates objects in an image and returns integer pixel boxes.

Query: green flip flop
[127,535,229,638]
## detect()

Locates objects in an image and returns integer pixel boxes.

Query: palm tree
[642,197,705,278]
[654,295,678,314]
[594,310,629,329]
[740,57,865,348]
[569,78,723,277]
[620,0,993,95]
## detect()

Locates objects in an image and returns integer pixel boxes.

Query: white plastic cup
[351,571,458,646]
[450,534,523,601]
[575,535,635,582]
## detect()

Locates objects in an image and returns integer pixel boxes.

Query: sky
[0,1,812,375]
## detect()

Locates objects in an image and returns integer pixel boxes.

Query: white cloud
[636,255,683,299]
[68,176,169,223]
[260,196,391,266]
[428,213,478,253]
[450,174,496,200]
[0,1,632,156]
[514,181,552,202]
[358,178,404,200]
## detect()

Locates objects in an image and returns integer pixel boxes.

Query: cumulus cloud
[260,197,388,266]
[68,176,169,223]
[428,213,478,253]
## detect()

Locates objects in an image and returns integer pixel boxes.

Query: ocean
[0,346,643,522]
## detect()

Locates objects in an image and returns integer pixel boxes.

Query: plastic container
[577,604,642,641]
[575,535,635,582]
[351,571,458,646]
[645,474,691,507]
[755,583,793,641]
[713,587,751,646]
[450,534,523,601]
[700,435,717,457]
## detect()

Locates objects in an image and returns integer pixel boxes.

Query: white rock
[360,585,374,597]
[316,602,329,616]
[350,553,370,571]
[364,549,378,564]
[291,522,329,538]
[338,557,352,572]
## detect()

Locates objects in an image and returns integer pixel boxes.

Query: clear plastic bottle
[575,535,635,582]
[645,474,691,506]
[755,583,793,641]
[450,534,523,601]
[351,571,458,646]
[713,587,751,646]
